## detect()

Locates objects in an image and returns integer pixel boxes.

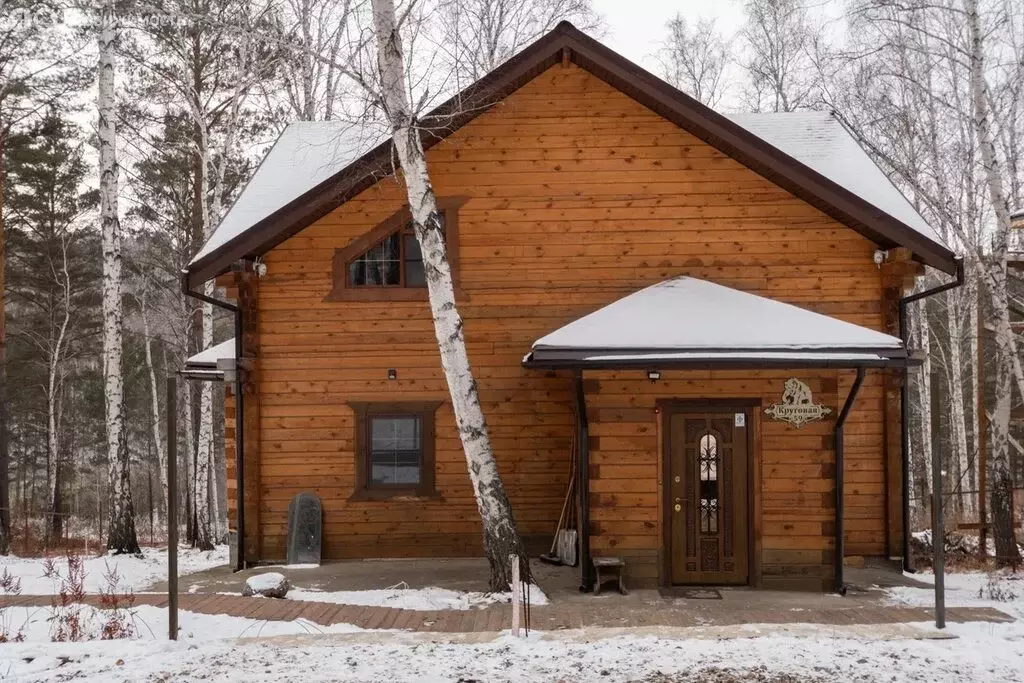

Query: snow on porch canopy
[184,338,236,380]
[523,277,912,369]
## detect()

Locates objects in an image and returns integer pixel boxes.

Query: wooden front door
[666,408,749,585]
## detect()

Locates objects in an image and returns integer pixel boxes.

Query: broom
[540,429,577,565]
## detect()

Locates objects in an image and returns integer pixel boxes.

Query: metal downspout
[181,273,246,572]
[573,370,593,592]
[898,258,964,572]
[835,366,866,594]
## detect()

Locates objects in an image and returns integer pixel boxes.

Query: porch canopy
[183,337,236,380]
[523,277,913,370]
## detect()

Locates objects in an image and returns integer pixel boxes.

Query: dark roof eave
[185,22,957,287]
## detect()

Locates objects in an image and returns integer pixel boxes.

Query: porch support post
[573,369,593,592]
[834,366,865,594]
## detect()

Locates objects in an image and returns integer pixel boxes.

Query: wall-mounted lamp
[647,369,661,382]
[387,368,397,380]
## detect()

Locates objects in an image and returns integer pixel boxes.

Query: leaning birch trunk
[141,295,168,530]
[98,3,139,554]
[370,0,528,591]
[965,0,1021,565]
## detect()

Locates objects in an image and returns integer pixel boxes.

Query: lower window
[349,401,441,499]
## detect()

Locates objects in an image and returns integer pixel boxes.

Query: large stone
[243,572,290,598]
[287,492,323,566]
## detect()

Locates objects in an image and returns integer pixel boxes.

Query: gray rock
[242,572,290,598]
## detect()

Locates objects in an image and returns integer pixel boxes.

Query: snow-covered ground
[0,545,228,594]
[2,619,1022,682]
[1,603,365,645]
[284,583,549,610]
[0,568,1020,681]
[884,568,1023,640]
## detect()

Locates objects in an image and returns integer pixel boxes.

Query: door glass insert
[698,433,718,534]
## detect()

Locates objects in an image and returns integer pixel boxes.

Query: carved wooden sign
[764,378,832,428]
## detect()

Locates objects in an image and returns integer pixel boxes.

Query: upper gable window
[327,197,468,302]
[347,216,443,288]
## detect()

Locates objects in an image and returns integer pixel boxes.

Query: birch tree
[370,0,528,590]
[263,0,358,122]
[739,0,819,112]
[437,0,601,83]
[656,15,730,108]
[964,0,1020,564]
[98,1,139,554]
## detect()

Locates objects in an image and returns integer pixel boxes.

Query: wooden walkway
[1,594,1013,633]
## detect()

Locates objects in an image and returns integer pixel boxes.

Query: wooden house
[184,23,960,591]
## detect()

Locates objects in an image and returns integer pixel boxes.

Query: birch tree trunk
[913,297,933,510]
[98,2,139,555]
[965,0,1021,565]
[46,238,73,541]
[0,127,8,556]
[141,294,168,531]
[194,292,215,550]
[370,0,528,591]
[945,293,973,518]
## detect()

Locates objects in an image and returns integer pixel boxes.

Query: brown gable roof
[185,21,957,288]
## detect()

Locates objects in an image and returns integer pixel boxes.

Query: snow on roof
[190,111,949,272]
[727,111,946,249]
[189,121,386,265]
[186,338,235,368]
[532,277,904,356]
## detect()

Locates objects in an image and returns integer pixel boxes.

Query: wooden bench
[592,556,627,595]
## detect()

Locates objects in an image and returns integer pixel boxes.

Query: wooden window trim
[326,196,469,302]
[348,400,442,501]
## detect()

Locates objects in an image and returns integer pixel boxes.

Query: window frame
[348,401,442,501]
[326,196,469,302]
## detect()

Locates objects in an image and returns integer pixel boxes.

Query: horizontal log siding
[228,64,890,574]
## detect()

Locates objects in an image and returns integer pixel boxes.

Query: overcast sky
[588,0,846,73]
[590,0,747,70]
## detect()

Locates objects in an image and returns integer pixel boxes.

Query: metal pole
[167,376,178,641]
[834,367,865,594]
[932,407,945,629]
[234,307,245,572]
[573,370,592,592]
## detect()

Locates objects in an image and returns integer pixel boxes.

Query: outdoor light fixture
[647,369,661,382]
[387,368,397,380]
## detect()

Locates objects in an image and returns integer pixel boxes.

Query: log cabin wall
[220,62,896,581]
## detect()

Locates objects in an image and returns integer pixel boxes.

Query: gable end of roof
[186,21,956,288]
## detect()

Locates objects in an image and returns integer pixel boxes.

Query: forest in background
[0,0,1021,563]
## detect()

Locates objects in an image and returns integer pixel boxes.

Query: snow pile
[243,572,290,598]
[286,584,549,610]
[0,545,228,594]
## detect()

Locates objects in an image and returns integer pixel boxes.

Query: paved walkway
[2,594,1013,633]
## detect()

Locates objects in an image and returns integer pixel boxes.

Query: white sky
[590,0,748,70]
[588,0,846,73]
